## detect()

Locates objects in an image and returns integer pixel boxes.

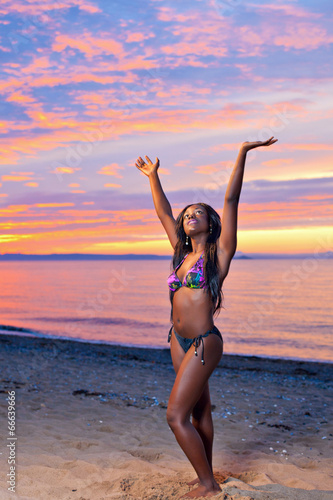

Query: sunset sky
[0,0,332,255]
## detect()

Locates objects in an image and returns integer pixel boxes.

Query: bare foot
[186,477,199,486]
[187,472,222,487]
[181,482,221,498]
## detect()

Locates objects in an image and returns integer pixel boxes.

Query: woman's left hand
[241,137,278,152]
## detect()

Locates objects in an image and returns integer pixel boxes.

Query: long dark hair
[171,203,224,315]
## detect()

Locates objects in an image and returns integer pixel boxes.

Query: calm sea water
[0,259,332,363]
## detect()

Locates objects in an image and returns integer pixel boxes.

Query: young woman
[135,137,277,498]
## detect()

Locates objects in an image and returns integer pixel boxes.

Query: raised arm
[218,137,278,278]
[135,155,178,249]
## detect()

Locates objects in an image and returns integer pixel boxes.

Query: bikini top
[167,253,207,292]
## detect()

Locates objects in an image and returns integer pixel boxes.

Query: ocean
[0,258,332,363]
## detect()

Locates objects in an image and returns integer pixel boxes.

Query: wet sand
[0,333,332,499]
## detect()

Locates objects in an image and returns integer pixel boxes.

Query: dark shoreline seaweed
[0,332,332,381]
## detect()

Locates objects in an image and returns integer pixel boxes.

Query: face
[183,205,210,235]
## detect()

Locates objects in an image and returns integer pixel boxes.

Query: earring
[209,225,212,234]
[185,235,189,245]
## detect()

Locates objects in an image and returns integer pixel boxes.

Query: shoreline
[1,330,332,366]
[0,333,332,499]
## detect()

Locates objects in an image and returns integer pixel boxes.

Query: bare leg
[170,333,211,486]
[187,384,213,485]
[167,333,223,498]
[193,385,213,468]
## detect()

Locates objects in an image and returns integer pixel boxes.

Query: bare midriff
[172,287,215,338]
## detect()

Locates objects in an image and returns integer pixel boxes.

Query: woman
[135,137,277,498]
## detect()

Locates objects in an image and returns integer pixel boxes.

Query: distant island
[0,251,332,261]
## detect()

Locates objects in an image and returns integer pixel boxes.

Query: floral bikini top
[167,253,207,292]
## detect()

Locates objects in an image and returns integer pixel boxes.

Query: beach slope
[0,334,332,499]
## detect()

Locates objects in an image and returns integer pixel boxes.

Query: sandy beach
[0,334,332,500]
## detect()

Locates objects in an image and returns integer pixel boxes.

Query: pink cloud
[156,7,198,23]
[0,0,101,16]
[273,23,333,51]
[126,32,155,43]
[52,34,125,60]
[207,143,242,153]
[174,160,191,167]
[162,41,227,58]
[0,94,324,167]
[250,3,322,19]
[156,6,230,65]
[262,159,294,167]
[20,56,53,75]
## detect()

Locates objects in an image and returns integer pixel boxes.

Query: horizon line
[0,251,332,261]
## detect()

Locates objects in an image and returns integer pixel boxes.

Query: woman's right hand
[135,155,159,177]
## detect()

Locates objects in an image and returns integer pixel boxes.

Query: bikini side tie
[193,332,211,366]
[168,326,221,366]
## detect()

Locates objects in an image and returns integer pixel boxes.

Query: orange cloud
[6,92,35,103]
[52,167,79,174]
[98,163,123,178]
[104,183,122,188]
[11,171,34,175]
[284,144,333,151]
[0,198,331,255]
[0,98,326,168]
[299,195,333,201]
[158,168,170,175]
[0,234,32,243]
[2,175,33,182]
[25,182,39,187]
[35,203,75,208]
[0,205,29,213]
[0,218,108,230]
[195,163,220,175]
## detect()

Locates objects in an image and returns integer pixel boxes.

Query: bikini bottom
[168,325,223,366]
